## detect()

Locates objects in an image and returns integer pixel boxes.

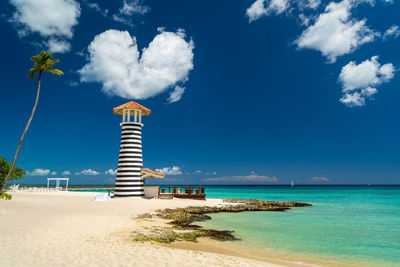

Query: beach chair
[94,193,111,201]
[9,184,20,192]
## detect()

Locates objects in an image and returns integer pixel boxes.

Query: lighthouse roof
[113,101,151,116]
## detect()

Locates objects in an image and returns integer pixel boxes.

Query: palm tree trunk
[0,71,42,191]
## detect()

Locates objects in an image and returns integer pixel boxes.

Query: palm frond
[27,68,38,80]
[46,68,64,76]
[44,59,60,68]
[49,58,60,64]
[31,55,41,63]
[43,51,53,58]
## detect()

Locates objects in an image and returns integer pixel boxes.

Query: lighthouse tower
[113,101,151,197]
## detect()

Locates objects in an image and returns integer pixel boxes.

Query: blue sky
[1,0,399,185]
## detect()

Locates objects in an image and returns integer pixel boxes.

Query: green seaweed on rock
[132,229,237,244]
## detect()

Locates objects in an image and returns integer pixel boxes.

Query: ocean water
[196,185,400,266]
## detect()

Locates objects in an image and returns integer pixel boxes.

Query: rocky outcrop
[131,198,312,244]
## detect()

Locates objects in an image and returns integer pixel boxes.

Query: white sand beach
[0,192,286,267]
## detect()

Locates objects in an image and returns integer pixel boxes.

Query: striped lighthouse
[113,101,151,197]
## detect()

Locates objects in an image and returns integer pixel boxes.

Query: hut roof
[113,101,151,116]
[141,168,165,179]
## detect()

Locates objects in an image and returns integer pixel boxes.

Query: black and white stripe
[114,122,144,197]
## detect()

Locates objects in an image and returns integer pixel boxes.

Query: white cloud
[78,29,194,101]
[27,168,50,176]
[105,169,117,175]
[75,169,100,175]
[46,39,71,53]
[112,0,149,26]
[351,0,375,5]
[167,86,185,103]
[383,25,400,40]
[111,15,133,27]
[84,1,108,16]
[10,0,80,37]
[83,0,146,26]
[298,14,311,26]
[51,171,57,175]
[301,0,321,9]
[205,173,278,184]
[9,0,80,53]
[340,56,394,91]
[62,170,71,175]
[119,0,149,15]
[86,2,101,12]
[66,80,79,87]
[310,176,330,182]
[247,0,290,22]
[79,0,108,18]
[339,56,395,107]
[296,0,377,63]
[246,0,321,22]
[155,166,182,175]
[340,90,371,107]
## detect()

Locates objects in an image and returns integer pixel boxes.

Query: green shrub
[0,191,12,200]
[0,156,26,192]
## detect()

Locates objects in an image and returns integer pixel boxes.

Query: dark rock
[136,213,152,219]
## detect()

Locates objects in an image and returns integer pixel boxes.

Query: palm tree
[0,51,63,191]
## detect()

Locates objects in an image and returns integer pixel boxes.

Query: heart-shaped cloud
[78,28,194,100]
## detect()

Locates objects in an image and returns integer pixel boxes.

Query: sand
[0,191,286,267]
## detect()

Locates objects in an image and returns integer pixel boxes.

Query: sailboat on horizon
[291,181,294,187]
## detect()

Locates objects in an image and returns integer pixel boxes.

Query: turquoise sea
[196,185,400,266]
[65,184,400,265]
